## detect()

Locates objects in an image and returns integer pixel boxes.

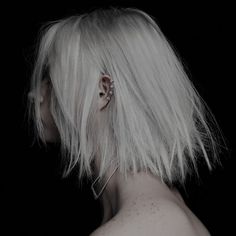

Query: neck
[96,168,174,225]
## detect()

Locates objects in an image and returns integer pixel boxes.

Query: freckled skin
[33,81,210,236]
[91,192,210,236]
[122,197,159,219]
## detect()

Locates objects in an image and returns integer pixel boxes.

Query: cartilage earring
[106,80,114,101]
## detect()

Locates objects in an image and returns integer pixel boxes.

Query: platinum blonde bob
[28,7,223,185]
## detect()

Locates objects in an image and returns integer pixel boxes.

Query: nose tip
[28,91,44,103]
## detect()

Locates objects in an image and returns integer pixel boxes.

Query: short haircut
[28,7,225,186]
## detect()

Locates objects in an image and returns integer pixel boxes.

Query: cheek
[40,98,60,142]
[40,97,54,127]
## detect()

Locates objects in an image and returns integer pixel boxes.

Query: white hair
[28,7,224,185]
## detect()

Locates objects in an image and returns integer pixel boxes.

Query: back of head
[28,7,224,186]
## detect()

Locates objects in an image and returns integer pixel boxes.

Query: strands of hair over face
[28,7,225,186]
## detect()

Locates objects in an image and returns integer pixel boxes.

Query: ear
[98,74,114,111]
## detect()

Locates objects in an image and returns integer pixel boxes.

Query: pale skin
[29,75,211,236]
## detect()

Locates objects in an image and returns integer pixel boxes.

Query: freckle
[150,207,155,214]
[125,212,130,217]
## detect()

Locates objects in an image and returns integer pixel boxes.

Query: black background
[2,1,235,235]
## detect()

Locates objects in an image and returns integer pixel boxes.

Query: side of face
[28,74,113,143]
[32,79,60,143]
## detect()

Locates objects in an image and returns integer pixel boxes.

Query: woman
[28,7,223,235]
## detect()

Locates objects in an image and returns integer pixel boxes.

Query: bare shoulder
[90,198,210,236]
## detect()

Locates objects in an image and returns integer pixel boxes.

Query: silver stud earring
[106,80,114,101]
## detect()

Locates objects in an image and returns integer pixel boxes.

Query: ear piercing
[106,79,114,101]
